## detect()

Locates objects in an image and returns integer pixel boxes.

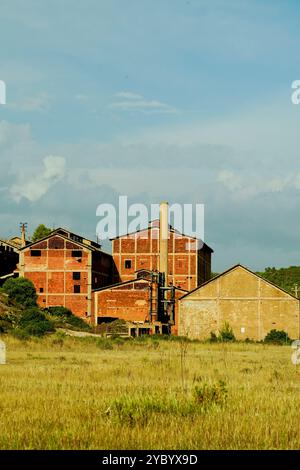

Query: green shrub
[45,306,91,331]
[0,319,13,332]
[109,393,196,425]
[19,307,54,337]
[2,278,37,307]
[46,306,73,317]
[218,322,236,342]
[264,329,291,345]
[96,338,114,350]
[210,331,218,343]
[11,328,30,341]
[193,380,227,408]
[19,307,46,325]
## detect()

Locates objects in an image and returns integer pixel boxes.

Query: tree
[2,277,37,307]
[31,224,52,242]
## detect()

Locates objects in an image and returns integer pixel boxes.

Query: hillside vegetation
[0,278,91,337]
[257,266,300,297]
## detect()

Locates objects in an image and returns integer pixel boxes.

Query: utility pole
[292,284,299,298]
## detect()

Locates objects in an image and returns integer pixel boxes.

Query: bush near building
[2,277,38,308]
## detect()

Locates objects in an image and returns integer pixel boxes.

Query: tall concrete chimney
[159,201,169,287]
[20,223,27,248]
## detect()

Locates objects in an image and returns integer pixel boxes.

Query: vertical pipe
[159,201,169,287]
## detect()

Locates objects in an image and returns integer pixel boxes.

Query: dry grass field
[0,333,300,450]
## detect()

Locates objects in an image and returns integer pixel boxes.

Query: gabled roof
[179,264,299,300]
[19,228,105,253]
[0,238,20,252]
[110,221,213,253]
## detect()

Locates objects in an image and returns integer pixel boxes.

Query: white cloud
[109,92,177,114]
[9,92,51,112]
[217,170,242,192]
[115,92,143,100]
[10,155,65,202]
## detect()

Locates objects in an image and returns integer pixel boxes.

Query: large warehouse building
[178,264,300,341]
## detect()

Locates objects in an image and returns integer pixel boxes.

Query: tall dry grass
[0,333,300,450]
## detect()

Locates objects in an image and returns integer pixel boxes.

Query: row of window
[31,250,82,257]
[39,285,81,294]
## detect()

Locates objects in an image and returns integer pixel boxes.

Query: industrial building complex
[0,202,299,340]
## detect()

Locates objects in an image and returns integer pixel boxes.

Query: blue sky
[1,0,300,272]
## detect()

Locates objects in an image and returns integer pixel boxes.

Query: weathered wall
[112,226,212,291]
[20,235,112,319]
[179,266,300,341]
[94,279,151,323]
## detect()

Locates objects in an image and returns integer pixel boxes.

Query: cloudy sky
[1,0,300,272]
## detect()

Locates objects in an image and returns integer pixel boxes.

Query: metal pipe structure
[159,201,169,288]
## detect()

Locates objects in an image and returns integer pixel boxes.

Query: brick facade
[112,223,213,291]
[19,230,112,320]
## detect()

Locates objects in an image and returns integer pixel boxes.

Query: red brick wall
[112,227,212,291]
[21,235,112,319]
[94,280,151,323]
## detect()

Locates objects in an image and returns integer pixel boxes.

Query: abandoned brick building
[19,228,112,318]
[111,220,212,291]
[4,201,214,335]
[93,202,213,333]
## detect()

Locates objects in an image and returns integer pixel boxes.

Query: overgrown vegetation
[193,380,227,408]
[0,278,90,337]
[2,278,37,307]
[210,322,236,343]
[264,329,291,345]
[0,337,298,450]
[45,306,91,332]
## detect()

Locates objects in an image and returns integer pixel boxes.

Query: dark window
[31,250,41,257]
[72,250,82,258]
[39,287,44,293]
[73,272,81,280]
[125,259,132,269]
[74,285,81,293]
[70,234,83,244]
